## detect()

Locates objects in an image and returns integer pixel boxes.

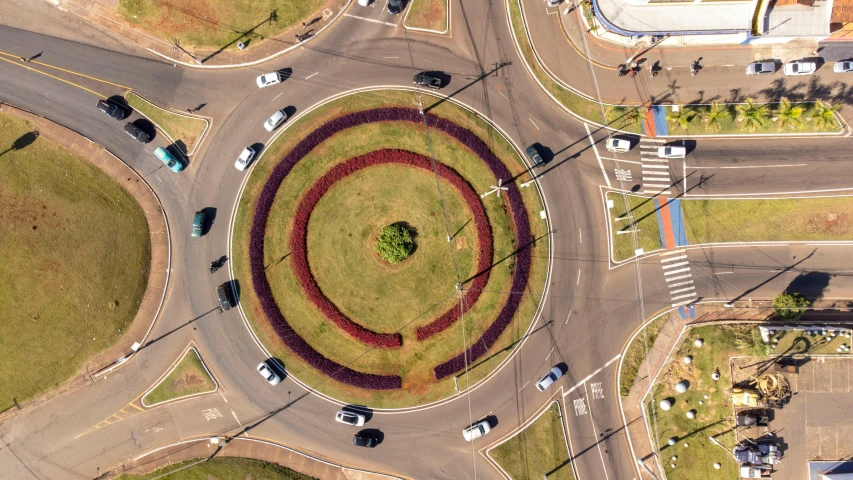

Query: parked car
[357,0,371,4]
[783,60,816,76]
[335,410,366,426]
[605,138,631,153]
[525,144,544,167]
[546,0,560,6]
[123,122,151,143]
[191,211,206,237]
[746,62,776,75]
[413,71,442,89]
[97,99,127,120]
[256,72,282,88]
[834,60,853,73]
[257,360,282,385]
[217,282,233,311]
[657,144,686,159]
[235,146,256,171]
[535,366,563,391]
[462,420,491,441]
[353,433,379,448]
[387,0,402,14]
[153,147,184,172]
[264,109,288,132]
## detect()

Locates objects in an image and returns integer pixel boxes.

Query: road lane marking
[231,409,242,426]
[0,51,132,90]
[579,228,582,244]
[202,408,223,421]
[686,163,808,169]
[562,354,621,396]
[600,156,642,165]
[585,123,610,188]
[665,273,692,282]
[591,382,604,399]
[573,397,588,416]
[518,380,531,392]
[272,92,284,101]
[662,261,689,269]
[576,269,581,285]
[564,310,573,325]
[219,391,228,403]
[497,90,509,100]
[529,118,540,130]
[663,267,691,275]
[670,286,696,294]
[0,56,107,98]
[661,255,687,262]
[584,382,612,480]
[305,72,318,79]
[343,13,398,27]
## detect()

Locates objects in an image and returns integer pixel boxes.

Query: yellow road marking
[0,56,107,98]
[129,402,145,411]
[0,51,132,90]
[75,391,148,439]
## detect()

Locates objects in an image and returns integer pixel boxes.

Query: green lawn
[117,0,324,50]
[232,90,549,408]
[143,348,216,406]
[0,112,150,412]
[508,0,641,133]
[607,192,663,261]
[489,402,574,480]
[405,0,448,32]
[126,92,207,154]
[620,314,666,396]
[682,197,853,244]
[648,325,768,480]
[665,104,841,135]
[117,457,315,480]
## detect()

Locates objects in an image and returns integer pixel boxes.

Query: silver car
[535,366,564,391]
[235,146,256,171]
[834,61,853,73]
[257,361,281,385]
[746,62,775,75]
[462,420,491,441]
[335,410,366,426]
[264,109,288,132]
[783,61,816,76]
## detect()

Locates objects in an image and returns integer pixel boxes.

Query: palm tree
[735,97,770,131]
[667,107,696,130]
[623,107,641,127]
[772,97,804,130]
[702,102,730,131]
[813,100,841,130]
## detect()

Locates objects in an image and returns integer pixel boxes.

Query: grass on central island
[117,457,315,479]
[125,92,207,154]
[607,192,663,262]
[0,111,150,412]
[488,402,574,480]
[142,348,216,406]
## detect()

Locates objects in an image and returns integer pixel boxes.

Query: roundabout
[233,90,550,408]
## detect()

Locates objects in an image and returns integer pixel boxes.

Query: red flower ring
[290,149,493,348]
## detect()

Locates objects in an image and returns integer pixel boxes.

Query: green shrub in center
[376,223,416,264]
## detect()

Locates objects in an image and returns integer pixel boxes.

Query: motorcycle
[210,261,219,274]
[617,64,629,77]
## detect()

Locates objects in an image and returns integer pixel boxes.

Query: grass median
[126,92,207,154]
[142,348,216,406]
[405,0,448,32]
[607,192,663,262]
[489,402,574,480]
[682,197,853,244]
[117,457,315,479]
[0,112,150,412]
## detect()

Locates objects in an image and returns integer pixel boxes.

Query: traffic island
[141,346,217,407]
[232,89,549,408]
[404,0,449,33]
[606,191,664,262]
[125,92,209,155]
[487,401,574,480]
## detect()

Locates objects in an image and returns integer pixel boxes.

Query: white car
[257,361,281,386]
[256,72,282,88]
[658,145,686,159]
[462,420,491,441]
[357,0,371,5]
[783,61,816,76]
[235,146,256,171]
[535,366,564,391]
[335,410,366,426]
[745,61,776,75]
[546,0,560,6]
[605,138,631,153]
[264,109,288,132]
[834,61,853,73]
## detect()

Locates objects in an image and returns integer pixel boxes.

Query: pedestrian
[20,56,27,62]
[302,21,306,28]
[295,34,301,43]
[187,108,194,114]
[811,50,819,56]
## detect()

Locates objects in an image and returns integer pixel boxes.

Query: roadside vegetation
[117,0,323,50]
[607,192,663,262]
[665,98,841,135]
[620,315,667,396]
[489,402,574,480]
[682,196,853,244]
[142,348,216,406]
[0,112,150,412]
[772,292,810,320]
[405,0,448,32]
[117,457,315,479]
[125,92,207,154]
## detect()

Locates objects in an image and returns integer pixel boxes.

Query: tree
[702,102,730,131]
[772,97,803,130]
[376,224,416,264]
[772,292,810,320]
[813,100,841,130]
[667,107,696,130]
[735,97,770,131]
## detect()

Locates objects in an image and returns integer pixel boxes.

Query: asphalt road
[2,1,853,479]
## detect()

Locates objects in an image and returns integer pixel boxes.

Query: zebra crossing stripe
[671,292,698,301]
[661,249,685,256]
[644,190,672,195]
[665,273,693,282]
[662,261,689,269]
[661,255,687,262]
[670,286,696,294]
[669,280,694,287]
[664,267,691,276]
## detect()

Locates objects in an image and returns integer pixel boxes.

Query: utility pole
[173,37,203,65]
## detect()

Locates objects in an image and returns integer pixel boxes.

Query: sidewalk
[0,103,169,422]
[48,0,350,68]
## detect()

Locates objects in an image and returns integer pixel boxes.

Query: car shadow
[269,357,288,380]
[485,414,499,429]
[282,105,297,118]
[277,67,293,81]
[357,428,384,444]
[201,206,216,235]
[531,142,554,165]
[556,362,568,376]
[165,143,187,168]
[108,94,133,118]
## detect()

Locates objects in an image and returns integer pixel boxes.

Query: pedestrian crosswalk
[661,249,697,307]
[639,139,672,196]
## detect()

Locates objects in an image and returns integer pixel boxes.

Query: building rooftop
[763,0,832,37]
[593,0,759,35]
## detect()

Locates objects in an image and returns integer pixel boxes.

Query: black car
[96,99,127,120]
[387,0,402,14]
[353,433,379,448]
[217,282,234,311]
[413,72,441,89]
[124,122,151,143]
[525,145,544,167]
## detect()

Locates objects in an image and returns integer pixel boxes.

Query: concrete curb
[140,345,219,408]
